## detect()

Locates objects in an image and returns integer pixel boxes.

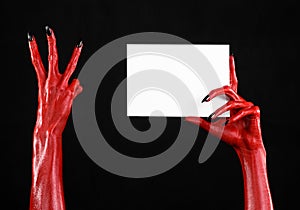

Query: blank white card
[127,44,229,117]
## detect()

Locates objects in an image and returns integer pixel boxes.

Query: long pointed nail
[223,120,229,126]
[76,40,83,48]
[208,112,215,121]
[201,95,209,103]
[45,26,52,36]
[27,32,33,41]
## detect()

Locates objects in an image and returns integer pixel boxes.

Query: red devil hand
[28,27,82,210]
[186,56,264,152]
[29,26,83,136]
[186,56,273,210]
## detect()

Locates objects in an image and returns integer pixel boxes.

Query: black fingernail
[76,40,83,48]
[27,32,33,41]
[45,26,52,36]
[224,120,229,126]
[208,112,215,121]
[201,95,209,103]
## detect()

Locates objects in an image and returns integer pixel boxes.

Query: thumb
[185,117,211,132]
[185,117,226,140]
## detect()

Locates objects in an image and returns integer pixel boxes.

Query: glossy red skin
[186,56,273,210]
[28,28,272,209]
[28,28,82,210]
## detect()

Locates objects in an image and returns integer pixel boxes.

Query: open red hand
[28,26,83,210]
[29,26,83,136]
[186,56,273,210]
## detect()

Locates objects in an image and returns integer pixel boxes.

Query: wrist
[234,146,266,161]
[33,125,63,139]
[32,127,63,167]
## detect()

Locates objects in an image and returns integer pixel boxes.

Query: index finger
[229,55,238,93]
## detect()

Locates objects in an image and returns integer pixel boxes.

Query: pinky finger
[69,79,83,98]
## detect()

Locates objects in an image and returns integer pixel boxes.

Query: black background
[2,0,298,209]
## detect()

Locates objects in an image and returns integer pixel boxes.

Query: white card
[127,44,229,117]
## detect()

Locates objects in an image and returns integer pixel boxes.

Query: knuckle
[32,58,39,65]
[253,106,260,115]
[247,101,254,106]
[223,85,230,90]
[227,100,234,106]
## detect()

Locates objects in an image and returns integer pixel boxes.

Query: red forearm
[30,131,65,210]
[28,27,82,210]
[235,147,273,210]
